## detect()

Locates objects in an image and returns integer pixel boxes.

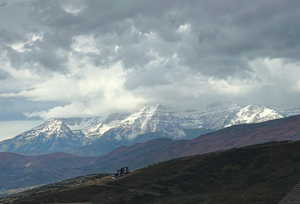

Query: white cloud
[20,60,146,118]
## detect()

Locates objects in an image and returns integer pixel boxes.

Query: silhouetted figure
[124,167,129,174]
[114,169,121,177]
[120,167,125,175]
[113,167,130,178]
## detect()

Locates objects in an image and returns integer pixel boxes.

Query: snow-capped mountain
[174,104,283,130]
[87,105,185,141]
[0,104,284,156]
[79,104,283,147]
[177,103,241,130]
[225,105,283,127]
[0,119,85,155]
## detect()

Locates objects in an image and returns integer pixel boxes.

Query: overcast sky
[0,0,300,121]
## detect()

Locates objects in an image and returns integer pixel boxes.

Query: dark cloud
[5,0,299,76]
[0,0,300,119]
[0,2,7,7]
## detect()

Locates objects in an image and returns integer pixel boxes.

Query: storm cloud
[0,0,300,119]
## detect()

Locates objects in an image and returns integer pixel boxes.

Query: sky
[0,0,300,125]
[0,120,42,141]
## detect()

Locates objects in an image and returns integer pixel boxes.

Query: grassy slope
[2,141,300,204]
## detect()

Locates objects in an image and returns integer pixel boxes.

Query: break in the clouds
[0,0,300,119]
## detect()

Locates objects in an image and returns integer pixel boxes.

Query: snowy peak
[123,104,159,123]
[225,105,283,127]
[0,119,85,155]
[122,104,183,138]
[35,119,67,131]
[31,119,74,138]
[86,104,185,141]
[120,104,165,128]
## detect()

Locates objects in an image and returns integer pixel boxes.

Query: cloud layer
[0,0,300,119]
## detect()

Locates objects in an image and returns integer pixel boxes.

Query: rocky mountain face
[0,104,284,156]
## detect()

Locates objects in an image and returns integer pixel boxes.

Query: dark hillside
[3,141,300,204]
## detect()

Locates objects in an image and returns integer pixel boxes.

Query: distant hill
[3,141,300,204]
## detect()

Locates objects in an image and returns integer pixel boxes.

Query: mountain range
[2,113,300,195]
[0,104,284,156]
[0,105,284,156]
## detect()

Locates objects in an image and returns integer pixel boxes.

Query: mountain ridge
[0,104,283,156]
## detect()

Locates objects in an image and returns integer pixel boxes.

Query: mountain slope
[3,141,300,204]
